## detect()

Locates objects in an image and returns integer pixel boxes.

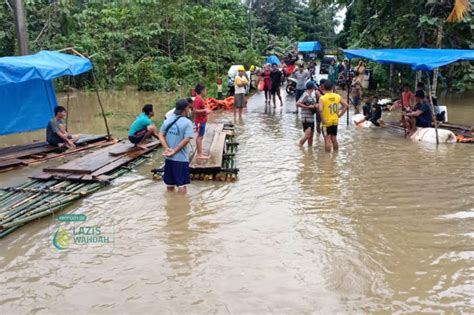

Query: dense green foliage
[1,0,472,91]
[334,0,474,91]
[1,0,337,91]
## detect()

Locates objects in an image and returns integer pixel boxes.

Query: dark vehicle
[319,56,336,75]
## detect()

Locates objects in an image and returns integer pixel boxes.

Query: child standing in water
[193,84,210,159]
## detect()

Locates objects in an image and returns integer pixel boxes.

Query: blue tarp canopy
[266,55,281,65]
[297,41,321,53]
[343,48,474,71]
[0,51,92,135]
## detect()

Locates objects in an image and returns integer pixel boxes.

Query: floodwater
[0,89,473,313]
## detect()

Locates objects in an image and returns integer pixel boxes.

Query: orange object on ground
[205,97,235,111]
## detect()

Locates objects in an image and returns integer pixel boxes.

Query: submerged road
[0,89,473,313]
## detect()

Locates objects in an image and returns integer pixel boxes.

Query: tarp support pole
[65,76,71,131]
[425,71,439,145]
[346,59,351,126]
[91,70,111,139]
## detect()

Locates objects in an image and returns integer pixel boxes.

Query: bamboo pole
[425,71,439,145]
[91,70,111,138]
[346,59,351,126]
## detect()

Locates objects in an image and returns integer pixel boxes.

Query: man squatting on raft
[128,104,160,149]
[46,106,79,149]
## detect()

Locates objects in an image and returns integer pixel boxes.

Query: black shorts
[271,85,280,95]
[316,110,322,123]
[324,125,338,136]
[302,121,315,132]
[128,127,147,144]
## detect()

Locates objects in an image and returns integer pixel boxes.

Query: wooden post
[91,70,111,139]
[425,71,439,145]
[13,0,29,55]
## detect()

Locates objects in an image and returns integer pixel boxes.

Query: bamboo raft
[152,123,239,182]
[0,140,160,239]
[0,135,114,172]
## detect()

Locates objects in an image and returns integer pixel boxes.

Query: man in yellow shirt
[318,81,349,152]
[234,66,248,117]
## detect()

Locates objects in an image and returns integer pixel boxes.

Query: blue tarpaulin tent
[343,48,474,71]
[266,55,281,65]
[0,51,92,135]
[297,41,321,53]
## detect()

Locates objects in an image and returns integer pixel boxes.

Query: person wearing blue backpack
[158,99,194,194]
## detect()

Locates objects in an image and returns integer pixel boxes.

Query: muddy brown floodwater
[0,89,473,313]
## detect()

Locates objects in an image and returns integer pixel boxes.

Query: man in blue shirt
[403,90,432,136]
[158,99,194,194]
[128,104,159,149]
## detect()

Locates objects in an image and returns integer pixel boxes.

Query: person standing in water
[158,99,194,194]
[193,84,210,160]
[270,63,283,108]
[293,63,310,105]
[318,81,349,152]
[260,63,273,104]
[296,81,317,147]
[234,66,248,117]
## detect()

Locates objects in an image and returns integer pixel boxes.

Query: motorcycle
[286,77,297,95]
[226,76,235,97]
[286,77,320,96]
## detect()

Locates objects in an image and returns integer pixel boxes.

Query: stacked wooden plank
[0,140,161,238]
[33,140,160,182]
[153,123,239,181]
[0,135,113,172]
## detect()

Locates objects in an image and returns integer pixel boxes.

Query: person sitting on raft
[355,95,384,127]
[368,95,385,127]
[403,90,432,136]
[128,104,160,150]
[362,95,372,119]
[46,106,79,149]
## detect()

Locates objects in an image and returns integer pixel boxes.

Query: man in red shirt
[193,84,210,159]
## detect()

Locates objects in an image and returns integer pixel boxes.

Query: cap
[306,81,315,89]
[174,99,190,115]
[250,65,255,71]
[238,65,245,71]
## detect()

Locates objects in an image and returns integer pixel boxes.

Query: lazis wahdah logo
[50,213,114,253]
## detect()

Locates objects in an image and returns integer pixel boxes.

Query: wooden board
[42,141,159,178]
[43,141,132,174]
[189,124,224,168]
[108,141,158,156]
[0,145,58,161]
[0,135,108,161]
[204,131,227,169]
[0,141,47,156]
[92,142,160,177]
[189,124,225,169]
[0,159,26,169]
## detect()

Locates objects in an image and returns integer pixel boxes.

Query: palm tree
[447,0,471,22]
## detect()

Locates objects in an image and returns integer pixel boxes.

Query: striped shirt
[299,91,316,123]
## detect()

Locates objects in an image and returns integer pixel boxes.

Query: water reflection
[164,192,193,274]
